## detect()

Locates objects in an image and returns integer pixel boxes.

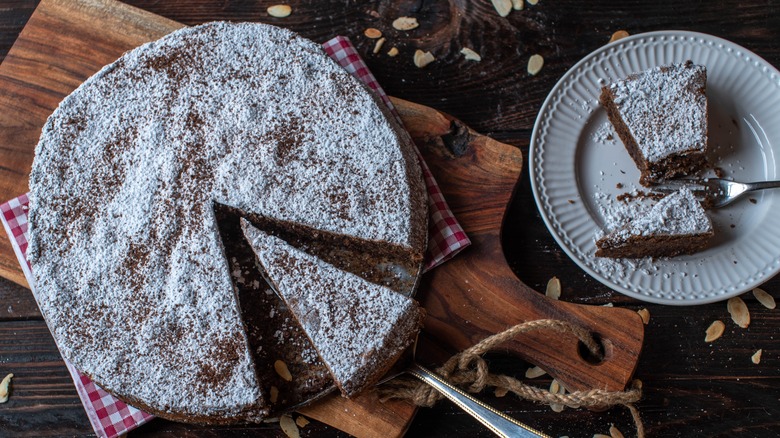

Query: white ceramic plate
[530,31,780,305]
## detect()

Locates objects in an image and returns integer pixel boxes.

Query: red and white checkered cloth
[0,36,469,438]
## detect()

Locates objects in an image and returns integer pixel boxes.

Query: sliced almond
[373,37,386,54]
[413,50,435,68]
[594,435,612,438]
[387,47,399,57]
[491,0,512,17]
[527,54,544,75]
[609,30,630,43]
[727,297,750,328]
[364,28,382,39]
[280,414,300,438]
[460,47,482,62]
[753,288,776,309]
[274,360,293,381]
[637,308,650,325]
[527,0,539,4]
[602,302,614,307]
[751,349,762,364]
[632,378,643,389]
[295,415,310,428]
[545,276,561,300]
[0,373,12,403]
[609,424,625,438]
[267,5,292,18]
[392,17,419,31]
[494,387,509,397]
[511,0,524,10]
[270,385,279,403]
[705,320,725,342]
[549,379,565,412]
[525,365,547,379]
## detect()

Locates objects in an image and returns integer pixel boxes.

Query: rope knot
[378,319,644,437]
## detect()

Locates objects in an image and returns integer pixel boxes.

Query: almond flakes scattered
[609,30,630,43]
[705,320,725,342]
[364,28,382,39]
[274,360,293,381]
[413,50,435,68]
[525,366,547,378]
[267,5,292,18]
[727,297,750,328]
[296,415,310,428]
[387,47,399,57]
[751,349,762,364]
[637,308,650,325]
[549,379,565,412]
[545,276,561,300]
[280,414,300,438]
[512,0,525,10]
[460,47,482,62]
[527,54,544,75]
[373,37,386,54]
[392,17,419,31]
[494,387,509,397]
[0,373,12,403]
[609,424,625,438]
[270,385,279,403]
[753,288,776,309]
[527,0,539,4]
[492,0,512,17]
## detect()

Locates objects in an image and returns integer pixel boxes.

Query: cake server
[652,177,780,208]
[384,341,551,438]
[405,362,550,438]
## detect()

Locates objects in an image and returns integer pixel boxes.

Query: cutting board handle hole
[577,333,607,365]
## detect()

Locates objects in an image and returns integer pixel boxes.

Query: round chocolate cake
[27,22,426,423]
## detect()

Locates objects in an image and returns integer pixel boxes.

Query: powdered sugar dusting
[608,62,707,162]
[242,221,421,396]
[591,189,711,276]
[26,22,425,420]
[591,121,616,144]
[608,188,712,241]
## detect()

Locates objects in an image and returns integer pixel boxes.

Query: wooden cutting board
[0,0,644,436]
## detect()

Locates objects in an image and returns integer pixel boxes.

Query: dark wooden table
[1,1,779,437]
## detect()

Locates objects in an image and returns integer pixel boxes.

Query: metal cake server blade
[378,338,550,438]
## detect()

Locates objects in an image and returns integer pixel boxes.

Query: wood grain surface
[0,1,778,437]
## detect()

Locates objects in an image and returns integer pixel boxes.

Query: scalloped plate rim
[529,30,780,305]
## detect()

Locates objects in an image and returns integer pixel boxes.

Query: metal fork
[653,178,780,208]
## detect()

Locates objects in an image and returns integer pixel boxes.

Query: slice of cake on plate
[596,188,713,258]
[241,219,424,397]
[600,61,708,186]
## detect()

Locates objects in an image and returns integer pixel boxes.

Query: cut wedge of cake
[596,188,713,258]
[241,219,423,397]
[599,61,708,186]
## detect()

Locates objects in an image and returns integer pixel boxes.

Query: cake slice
[595,188,713,258]
[600,61,708,186]
[241,219,423,397]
